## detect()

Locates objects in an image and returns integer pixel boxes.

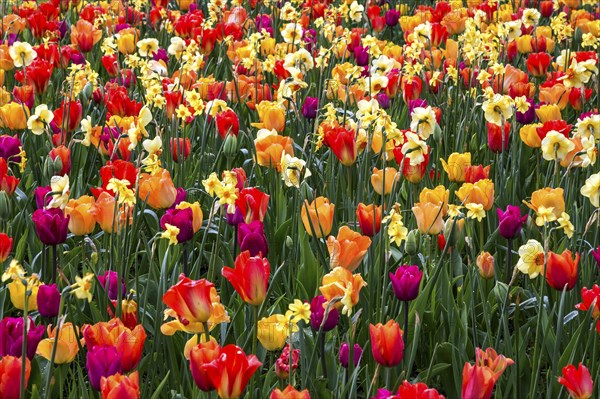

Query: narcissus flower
[541,131,575,161]
[410,106,437,139]
[482,94,514,126]
[301,196,335,238]
[326,226,371,271]
[580,172,600,207]
[558,363,593,399]
[370,319,404,367]
[319,266,367,315]
[8,41,36,67]
[27,104,53,135]
[516,239,545,279]
[222,251,270,306]
[400,132,428,167]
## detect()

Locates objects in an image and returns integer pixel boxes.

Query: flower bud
[405,229,420,255]
[476,251,495,279]
[0,192,11,220]
[223,134,238,158]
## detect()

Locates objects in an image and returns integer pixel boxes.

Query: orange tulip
[356,203,382,237]
[536,104,561,123]
[36,322,82,364]
[0,44,15,71]
[419,185,449,216]
[254,129,294,171]
[301,196,335,238]
[462,348,514,399]
[476,251,495,279]
[0,355,30,399]
[546,250,579,291]
[250,100,286,132]
[369,319,404,367]
[65,195,98,235]
[455,179,495,210]
[0,102,29,130]
[319,266,367,315]
[539,84,570,110]
[523,187,565,220]
[270,385,311,399]
[100,371,140,399]
[70,20,102,52]
[412,202,445,235]
[519,123,543,148]
[189,337,221,391]
[222,251,270,306]
[138,168,177,209]
[370,167,399,195]
[82,318,146,372]
[95,191,132,233]
[327,226,371,271]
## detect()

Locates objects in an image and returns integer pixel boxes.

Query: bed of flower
[0,0,599,398]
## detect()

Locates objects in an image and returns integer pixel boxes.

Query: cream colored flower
[541,131,575,161]
[400,132,428,166]
[410,106,437,140]
[516,239,544,279]
[27,105,54,135]
[137,38,159,57]
[281,23,303,44]
[482,94,513,126]
[9,41,37,67]
[49,175,71,209]
[280,153,311,188]
[466,203,485,222]
[581,172,600,207]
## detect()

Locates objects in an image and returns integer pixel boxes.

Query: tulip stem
[44,294,66,399]
[52,245,57,284]
[506,239,512,284]
[403,300,409,354]
[20,287,29,399]
[319,329,327,379]
[182,245,189,277]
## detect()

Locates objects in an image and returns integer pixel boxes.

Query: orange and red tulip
[100,371,140,399]
[326,226,371,271]
[369,319,404,367]
[222,250,270,306]
[356,203,382,237]
[189,337,221,391]
[558,363,593,399]
[270,385,311,399]
[301,196,335,238]
[0,355,30,399]
[545,250,579,291]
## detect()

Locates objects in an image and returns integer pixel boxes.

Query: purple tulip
[170,187,187,209]
[309,295,339,331]
[408,99,428,116]
[32,208,69,246]
[302,97,319,119]
[226,206,244,226]
[385,9,400,26]
[339,342,362,368]
[515,99,536,124]
[153,48,169,63]
[238,221,268,256]
[376,93,390,109]
[353,46,369,66]
[0,135,22,163]
[160,207,194,243]
[34,186,52,209]
[0,317,45,360]
[37,284,61,318]
[86,345,122,390]
[591,246,600,269]
[97,271,126,301]
[390,265,423,302]
[496,205,527,240]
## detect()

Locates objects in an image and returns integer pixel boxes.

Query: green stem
[20,286,29,399]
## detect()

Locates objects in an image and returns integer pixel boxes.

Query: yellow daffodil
[161,223,180,245]
[466,203,486,222]
[71,273,95,302]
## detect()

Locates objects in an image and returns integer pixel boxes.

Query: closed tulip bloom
[83,318,146,372]
[592,246,600,269]
[545,250,579,291]
[189,337,221,391]
[419,186,449,216]
[0,158,19,196]
[326,226,371,271]
[390,265,423,301]
[160,207,194,243]
[138,168,177,209]
[536,104,561,123]
[302,97,319,119]
[201,344,262,399]
[162,275,214,325]
[356,203,382,237]
[0,135,22,163]
[0,232,13,262]
[412,202,445,235]
[238,221,269,256]
[87,345,122,390]
[270,385,311,399]
[441,152,471,182]
[369,320,404,367]
[100,371,140,399]
[476,252,495,279]
[339,342,362,368]
[520,123,543,148]
[257,314,291,351]
[322,123,360,166]
[309,295,339,331]
[371,167,399,195]
[526,52,552,77]
[48,145,71,175]
[0,355,30,399]
[222,250,270,305]
[117,28,138,55]
[0,316,45,360]
[496,205,527,239]
[176,201,203,233]
[455,179,495,211]
[36,283,61,317]
[32,208,69,245]
[170,138,191,162]
[251,100,286,132]
[487,122,511,153]
[465,165,491,184]
[215,109,240,139]
[65,195,97,236]
[8,275,41,311]
[558,363,593,399]
[396,380,445,399]
[36,322,82,364]
[301,197,335,238]
[70,20,102,52]
[97,271,126,301]
[0,102,29,130]
[236,187,269,224]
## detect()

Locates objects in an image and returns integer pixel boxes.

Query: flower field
[0,0,600,397]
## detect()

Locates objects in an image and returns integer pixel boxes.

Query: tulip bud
[476,251,495,279]
[82,82,94,101]
[433,122,442,142]
[52,155,64,175]
[444,217,465,248]
[37,284,61,318]
[223,134,238,158]
[405,229,420,255]
[339,343,362,368]
[285,236,293,248]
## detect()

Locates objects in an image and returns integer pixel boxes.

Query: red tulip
[235,187,269,224]
[222,251,270,306]
[170,138,191,162]
[545,250,579,291]
[215,109,240,139]
[461,348,514,399]
[356,203,382,237]
[526,53,552,77]
[487,121,510,153]
[200,344,262,399]
[49,145,71,176]
[465,165,491,183]
[0,355,31,399]
[0,232,12,262]
[558,363,593,399]
[575,284,600,334]
[0,158,19,196]
[162,274,215,324]
[322,123,359,166]
[189,337,221,391]
[369,320,404,367]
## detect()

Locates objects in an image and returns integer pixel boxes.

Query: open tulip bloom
[1,1,600,398]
